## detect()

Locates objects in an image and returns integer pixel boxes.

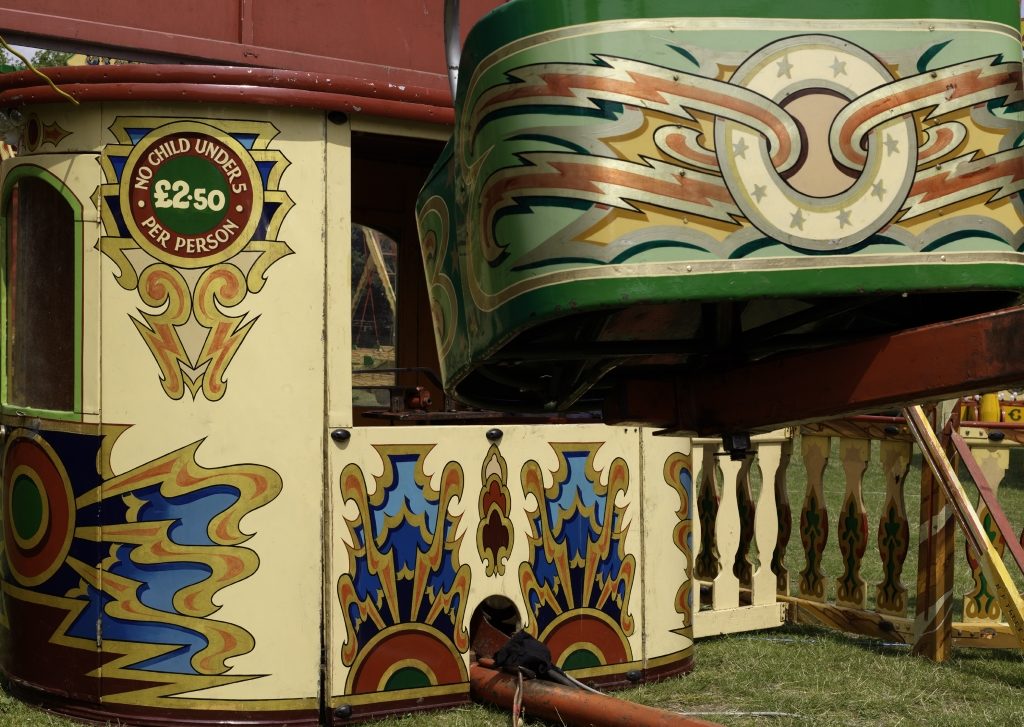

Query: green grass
[0,692,85,726]
[4,434,1024,727]
[614,624,1024,727]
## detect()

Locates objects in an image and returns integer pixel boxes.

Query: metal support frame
[605,305,1024,435]
[905,405,1024,648]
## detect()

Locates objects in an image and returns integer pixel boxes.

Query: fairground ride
[0,1,1021,725]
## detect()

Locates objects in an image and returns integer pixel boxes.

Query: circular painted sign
[120,121,265,268]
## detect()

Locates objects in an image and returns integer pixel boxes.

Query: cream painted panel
[325,118,352,428]
[2,154,101,222]
[639,430,694,668]
[96,103,327,707]
[328,423,648,713]
[80,217,101,419]
[15,103,104,154]
[751,437,783,606]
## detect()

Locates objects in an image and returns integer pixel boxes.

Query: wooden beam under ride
[604,305,1024,436]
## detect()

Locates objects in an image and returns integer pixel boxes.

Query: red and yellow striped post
[910,406,956,661]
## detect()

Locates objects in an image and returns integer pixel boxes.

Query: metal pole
[444,0,460,99]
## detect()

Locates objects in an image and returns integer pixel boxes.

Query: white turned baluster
[752,442,781,606]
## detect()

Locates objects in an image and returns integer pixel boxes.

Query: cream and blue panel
[328,423,659,717]
[0,105,105,707]
[95,103,324,716]
[0,100,328,723]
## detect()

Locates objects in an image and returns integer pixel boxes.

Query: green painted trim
[462,0,1019,76]
[0,163,84,421]
[449,260,1024,386]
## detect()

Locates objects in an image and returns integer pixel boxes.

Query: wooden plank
[770,439,793,595]
[910,407,957,660]
[694,445,720,581]
[752,441,782,606]
[783,596,1022,649]
[712,456,746,611]
[802,416,914,442]
[0,1,503,94]
[835,439,870,609]
[607,306,1024,435]
[784,596,913,643]
[692,603,787,639]
[798,435,830,601]
[958,436,1012,623]
[734,461,756,587]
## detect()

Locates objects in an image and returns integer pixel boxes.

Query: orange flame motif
[132,265,192,400]
[193,265,258,401]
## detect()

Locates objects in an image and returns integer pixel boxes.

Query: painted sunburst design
[337,445,471,695]
[519,443,635,670]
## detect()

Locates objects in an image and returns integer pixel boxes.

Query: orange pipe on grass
[469,662,723,727]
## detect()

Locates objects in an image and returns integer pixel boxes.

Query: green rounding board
[418,0,1024,410]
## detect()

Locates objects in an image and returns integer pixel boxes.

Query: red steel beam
[0,65,451,107]
[0,65,456,124]
[0,1,503,98]
[604,306,1024,435]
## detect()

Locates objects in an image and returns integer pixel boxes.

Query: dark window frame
[1,163,83,419]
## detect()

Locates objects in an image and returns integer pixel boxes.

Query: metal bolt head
[331,429,351,442]
[486,428,503,442]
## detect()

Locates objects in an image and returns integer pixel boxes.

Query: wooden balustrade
[691,410,1024,656]
[691,431,790,638]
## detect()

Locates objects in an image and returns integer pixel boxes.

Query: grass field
[4,433,1024,727]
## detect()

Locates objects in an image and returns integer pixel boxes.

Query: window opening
[351,224,398,408]
[3,171,78,414]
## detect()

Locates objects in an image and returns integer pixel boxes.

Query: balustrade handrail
[691,407,1024,657]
